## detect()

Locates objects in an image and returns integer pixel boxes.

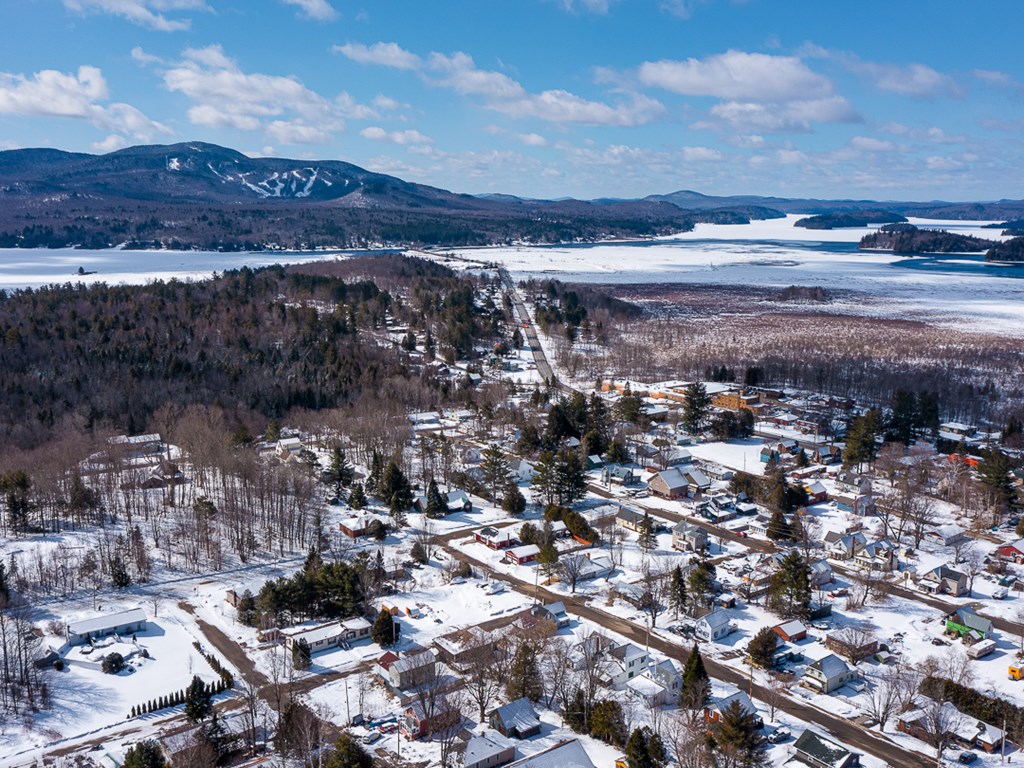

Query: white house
[802,653,853,694]
[695,611,734,642]
[66,608,148,645]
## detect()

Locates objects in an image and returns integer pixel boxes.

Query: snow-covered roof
[808,653,850,679]
[464,732,516,766]
[506,739,596,768]
[775,619,806,637]
[713,690,757,717]
[627,674,665,696]
[67,608,146,636]
[699,611,731,630]
[792,729,856,768]
[491,697,541,734]
[284,621,343,645]
[508,544,540,559]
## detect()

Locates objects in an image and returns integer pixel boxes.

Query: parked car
[828,587,848,598]
[362,732,382,745]
[993,586,1009,599]
[766,728,791,744]
[958,751,977,764]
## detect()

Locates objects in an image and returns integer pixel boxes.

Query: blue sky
[2,0,1023,200]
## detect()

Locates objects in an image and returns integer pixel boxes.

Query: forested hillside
[0,255,500,450]
[858,224,994,253]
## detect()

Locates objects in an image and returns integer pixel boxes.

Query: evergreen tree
[766,551,812,620]
[766,507,791,541]
[537,519,560,577]
[123,740,166,768]
[747,626,779,669]
[184,675,213,722]
[680,642,710,710]
[590,699,628,747]
[378,460,412,524]
[110,553,132,589]
[531,450,558,506]
[710,699,767,767]
[506,643,543,703]
[501,479,527,516]
[554,448,587,505]
[637,512,656,550]
[887,389,918,445]
[683,382,711,435]
[687,560,715,615]
[347,482,366,510]
[291,638,312,671]
[625,726,668,768]
[669,565,687,619]
[479,445,511,502]
[0,560,8,602]
[365,451,383,495]
[917,391,940,434]
[372,609,399,646]
[843,410,880,468]
[978,450,1017,514]
[1,470,32,534]
[328,446,354,497]
[606,439,629,464]
[325,732,374,768]
[424,478,447,518]
[617,393,644,425]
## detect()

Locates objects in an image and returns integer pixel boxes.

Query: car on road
[735,531,748,538]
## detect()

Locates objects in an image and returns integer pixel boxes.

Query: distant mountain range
[1,141,1023,250]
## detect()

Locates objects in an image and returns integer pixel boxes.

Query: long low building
[283,617,373,654]
[66,608,148,645]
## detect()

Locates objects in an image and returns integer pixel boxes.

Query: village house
[600,463,639,486]
[804,481,828,504]
[615,507,648,533]
[945,606,993,642]
[601,642,651,689]
[826,532,867,561]
[808,559,834,588]
[489,698,542,739]
[918,564,968,597]
[531,601,570,629]
[108,433,163,461]
[338,514,388,539]
[832,491,875,516]
[648,465,711,499]
[898,704,1006,754]
[650,657,683,699]
[283,617,373,655]
[790,729,861,768]
[504,544,540,566]
[996,539,1024,564]
[413,488,472,515]
[138,460,185,490]
[926,524,968,547]
[433,626,494,670]
[825,633,879,664]
[773,619,808,643]
[379,648,438,689]
[695,611,734,643]
[461,731,517,768]
[852,539,898,572]
[66,608,147,646]
[802,654,853,694]
[401,700,461,739]
[672,520,708,553]
[504,740,596,768]
[475,526,519,550]
[559,553,615,582]
[704,691,763,729]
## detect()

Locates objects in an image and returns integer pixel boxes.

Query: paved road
[438,532,928,768]
[499,267,557,387]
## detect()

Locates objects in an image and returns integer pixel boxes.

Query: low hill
[985,237,1024,262]
[794,211,907,229]
[858,224,995,253]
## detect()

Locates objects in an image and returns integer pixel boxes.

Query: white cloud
[557,0,613,13]
[130,46,164,65]
[0,65,168,140]
[702,96,858,132]
[360,126,432,145]
[342,41,664,127]
[516,132,547,147]
[372,94,399,110]
[335,42,422,70]
[681,146,724,162]
[849,136,894,152]
[92,133,130,152]
[776,149,807,165]
[926,155,964,171]
[63,0,207,32]
[638,50,832,101]
[161,45,376,143]
[881,122,964,144]
[808,46,961,99]
[280,0,338,20]
[973,68,1020,89]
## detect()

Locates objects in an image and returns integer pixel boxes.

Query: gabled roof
[923,564,966,583]
[392,649,436,675]
[808,653,850,679]
[543,601,567,617]
[608,642,648,663]
[506,739,595,768]
[951,606,993,635]
[775,619,807,637]
[793,729,856,768]
[491,697,541,735]
[699,611,732,630]
[713,690,757,718]
[464,731,516,766]
[67,608,146,636]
